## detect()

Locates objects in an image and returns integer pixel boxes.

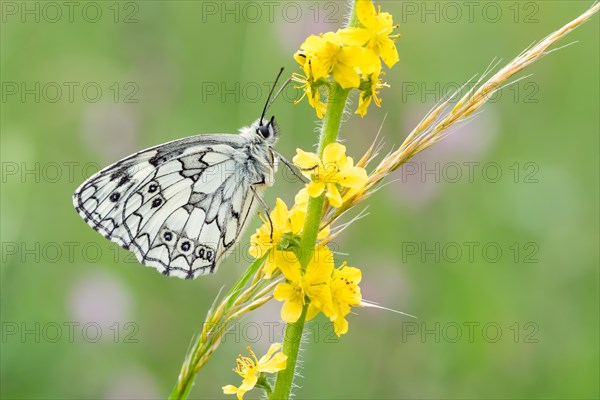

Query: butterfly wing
[73,135,261,279]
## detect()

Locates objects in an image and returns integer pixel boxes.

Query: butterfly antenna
[260,67,285,125]
[265,77,292,115]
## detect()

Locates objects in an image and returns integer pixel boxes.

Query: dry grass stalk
[172,263,281,398]
[325,3,599,224]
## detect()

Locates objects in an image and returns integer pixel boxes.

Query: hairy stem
[270,1,360,395]
[271,85,350,400]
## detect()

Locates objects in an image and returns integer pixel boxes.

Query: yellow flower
[289,188,309,233]
[327,264,362,336]
[293,143,368,208]
[335,28,382,76]
[341,0,400,68]
[273,246,334,322]
[249,195,330,278]
[356,72,388,117]
[222,343,287,400]
[261,249,284,279]
[292,67,327,119]
[297,32,363,89]
[249,198,297,260]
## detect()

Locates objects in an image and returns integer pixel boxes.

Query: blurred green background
[1,1,598,399]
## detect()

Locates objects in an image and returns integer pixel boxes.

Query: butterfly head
[254,116,279,145]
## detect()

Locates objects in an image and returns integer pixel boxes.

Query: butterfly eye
[257,124,270,139]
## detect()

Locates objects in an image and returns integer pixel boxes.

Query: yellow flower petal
[317,225,331,240]
[258,343,281,363]
[324,263,363,336]
[356,0,377,28]
[332,314,349,337]
[376,11,395,33]
[313,99,327,119]
[306,303,321,321]
[305,284,333,316]
[223,384,247,400]
[259,352,287,373]
[262,251,278,279]
[271,198,290,229]
[222,385,239,395]
[248,238,265,259]
[257,343,287,373]
[325,183,343,208]
[311,40,340,80]
[289,208,305,235]
[274,282,297,301]
[338,167,368,188]
[332,61,361,89]
[274,251,302,283]
[336,27,371,47]
[307,181,326,198]
[239,372,258,392]
[340,265,362,284]
[356,96,371,117]
[293,149,321,171]
[379,37,399,68]
[304,246,334,313]
[279,293,304,323]
[359,48,382,76]
[339,154,354,171]
[300,34,326,55]
[293,188,309,209]
[322,142,346,165]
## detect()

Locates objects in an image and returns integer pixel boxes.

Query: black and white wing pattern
[73,135,264,279]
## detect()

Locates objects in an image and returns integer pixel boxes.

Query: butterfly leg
[250,187,274,240]
[271,149,309,184]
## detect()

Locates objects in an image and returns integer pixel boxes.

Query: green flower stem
[271,2,359,397]
[257,375,274,396]
[318,86,351,157]
[271,84,350,399]
[271,305,308,399]
[174,2,362,399]
[347,0,360,31]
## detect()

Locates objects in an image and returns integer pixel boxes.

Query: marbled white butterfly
[73,69,288,279]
